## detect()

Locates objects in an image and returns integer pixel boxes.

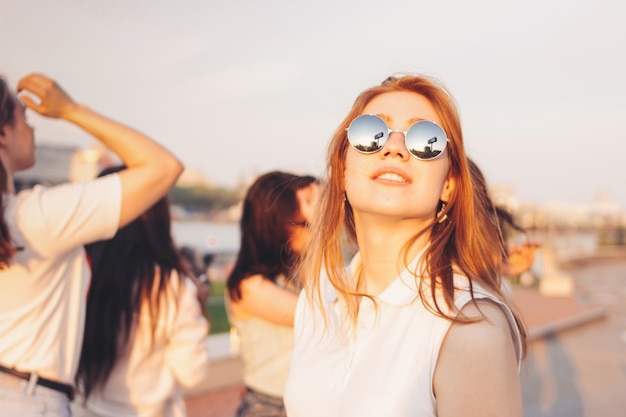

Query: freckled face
[344,91,452,223]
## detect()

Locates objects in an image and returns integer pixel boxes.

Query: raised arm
[231,274,299,326]
[16,73,184,228]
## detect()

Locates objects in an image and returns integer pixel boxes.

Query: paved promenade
[184,252,626,417]
[521,253,626,417]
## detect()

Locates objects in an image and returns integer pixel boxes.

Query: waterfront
[172,220,240,256]
[171,219,599,282]
[521,255,626,417]
[171,220,599,256]
[172,220,239,284]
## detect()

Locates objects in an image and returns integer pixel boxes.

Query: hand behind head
[16,73,77,119]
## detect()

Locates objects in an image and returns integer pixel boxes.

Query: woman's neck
[5,175,15,194]
[0,154,15,194]
[354,216,430,296]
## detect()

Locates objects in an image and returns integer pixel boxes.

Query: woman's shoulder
[9,176,122,254]
[450,272,523,364]
[229,274,267,318]
[238,273,275,292]
[229,274,283,306]
[15,173,120,202]
[452,273,500,304]
[434,297,522,412]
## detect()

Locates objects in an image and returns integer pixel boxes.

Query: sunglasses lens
[405,121,448,160]
[347,115,388,153]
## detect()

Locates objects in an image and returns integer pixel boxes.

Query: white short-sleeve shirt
[0,175,121,383]
[284,251,522,417]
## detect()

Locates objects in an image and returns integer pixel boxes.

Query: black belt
[0,364,74,400]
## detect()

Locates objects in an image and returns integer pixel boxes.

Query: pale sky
[2,0,625,208]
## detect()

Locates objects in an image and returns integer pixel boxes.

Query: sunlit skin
[345,91,454,295]
[0,98,36,188]
[288,182,319,253]
[504,241,541,277]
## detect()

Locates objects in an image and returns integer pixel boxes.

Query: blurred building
[177,168,214,188]
[14,144,625,231]
[14,144,76,190]
[13,143,113,191]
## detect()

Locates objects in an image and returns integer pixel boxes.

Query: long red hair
[300,74,527,352]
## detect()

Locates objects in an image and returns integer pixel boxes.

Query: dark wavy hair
[467,158,527,257]
[227,171,317,301]
[0,77,18,268]
[76,165,190,399]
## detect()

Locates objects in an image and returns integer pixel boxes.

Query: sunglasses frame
[345,114,449,161]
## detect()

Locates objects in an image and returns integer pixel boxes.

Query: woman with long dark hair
[72,166,211,417]
[227,171,318,417]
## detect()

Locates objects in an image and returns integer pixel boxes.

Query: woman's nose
[381,131,409,161]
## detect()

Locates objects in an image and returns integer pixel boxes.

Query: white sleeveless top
[230,316,294,398]
[229,275,299,398]
[284,251,522,417]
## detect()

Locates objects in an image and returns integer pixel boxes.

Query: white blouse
[284,252,522,417]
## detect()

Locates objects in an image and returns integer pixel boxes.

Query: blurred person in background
[72,165,210,417]
[0,73,183,417]
[467,158,541,281]
[226,171,318,417]
[179,245,212,307]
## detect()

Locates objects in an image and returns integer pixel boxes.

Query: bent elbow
[165,156,185,186]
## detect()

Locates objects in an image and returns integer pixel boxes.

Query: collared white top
[284,251,522,417]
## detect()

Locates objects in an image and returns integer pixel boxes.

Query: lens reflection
[347,115,448,160]
[347,115,388,153]
[406,121,447,159]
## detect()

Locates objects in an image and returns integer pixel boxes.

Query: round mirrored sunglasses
[345,114,449,160]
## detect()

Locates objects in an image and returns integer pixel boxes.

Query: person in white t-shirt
[284,74,527,417]
[0,73,183,417]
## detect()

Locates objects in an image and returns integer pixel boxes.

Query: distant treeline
[168,184,242,213]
